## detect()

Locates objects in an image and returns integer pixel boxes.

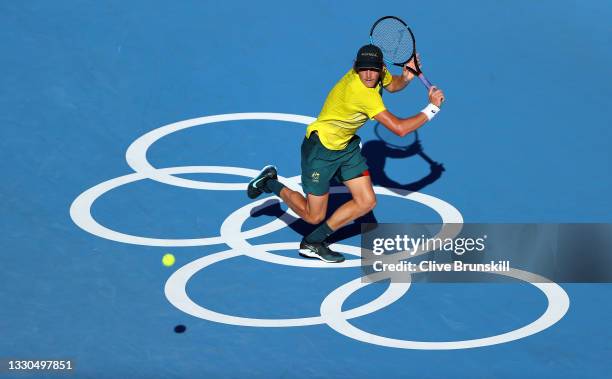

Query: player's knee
[312,213,326,225]
[304,212,325,225]
[366,195,377,212]
[357,194,377,213]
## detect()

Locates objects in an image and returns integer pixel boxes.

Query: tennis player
[247,44,445,263]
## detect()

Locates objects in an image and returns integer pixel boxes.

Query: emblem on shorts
[311,171,320,183]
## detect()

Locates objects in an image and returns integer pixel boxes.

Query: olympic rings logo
[70,113,569,350]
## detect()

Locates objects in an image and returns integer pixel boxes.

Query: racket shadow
[362,129,446,194]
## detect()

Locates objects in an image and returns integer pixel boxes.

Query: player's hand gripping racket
[370,16,433,89]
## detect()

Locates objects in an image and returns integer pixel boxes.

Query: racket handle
[418,151,435,165]
[417,73,433,89]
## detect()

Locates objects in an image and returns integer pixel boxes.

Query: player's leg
[295,137,371,264]
[278,188,328,225]
[297,175,373,263]
[250,170,343,262]
[326,136,375,230]
[325,174,376,230]
[301,135,374,246]
[247,165,329,223]
[246,132,345,263]
[296,189,346,263]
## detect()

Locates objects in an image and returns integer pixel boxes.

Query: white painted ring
[320,268,570,350]
[69,166,295,246]
[125,113,315,190]
[164,243,412,327]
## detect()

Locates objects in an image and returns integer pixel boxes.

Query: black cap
[355,44,383,70]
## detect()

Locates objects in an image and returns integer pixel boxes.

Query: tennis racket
[370,16,433,89]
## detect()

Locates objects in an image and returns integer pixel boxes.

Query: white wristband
[421,103,440,121]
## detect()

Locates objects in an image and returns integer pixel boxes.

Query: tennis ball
[162,253,175,267]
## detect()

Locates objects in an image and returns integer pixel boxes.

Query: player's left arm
[374,86,445,137]
[384,54,420,93]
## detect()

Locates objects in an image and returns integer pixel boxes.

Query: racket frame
[369,16,433,89]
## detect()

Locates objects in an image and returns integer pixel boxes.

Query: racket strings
[371,19,414,64]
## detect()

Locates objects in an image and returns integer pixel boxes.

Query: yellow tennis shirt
[306,67,392,150]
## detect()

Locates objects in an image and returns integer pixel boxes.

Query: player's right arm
[374,86,445,137]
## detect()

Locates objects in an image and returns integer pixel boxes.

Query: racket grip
[418,151,435,165]
[418,74,433,89]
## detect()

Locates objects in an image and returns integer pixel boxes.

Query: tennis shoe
[247,165,278,199]
[299,238,345,263]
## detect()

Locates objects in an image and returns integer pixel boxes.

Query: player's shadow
[250,132,445,244]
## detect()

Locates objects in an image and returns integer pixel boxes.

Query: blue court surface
[2,1,611,378]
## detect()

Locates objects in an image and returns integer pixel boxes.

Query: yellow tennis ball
[162,253,175,267]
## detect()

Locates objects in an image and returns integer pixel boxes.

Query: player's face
[357,68,381,88]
